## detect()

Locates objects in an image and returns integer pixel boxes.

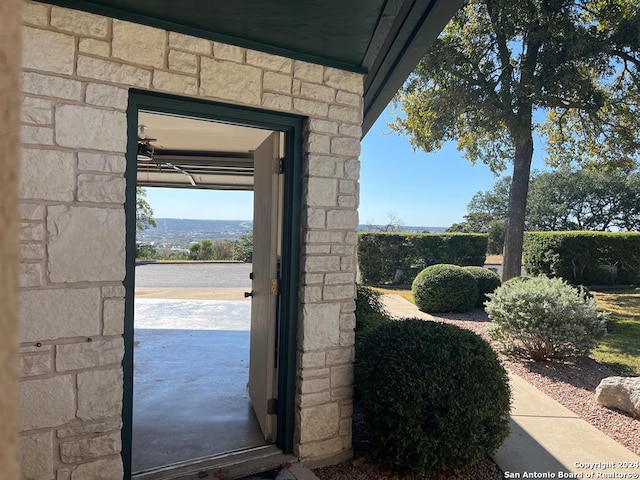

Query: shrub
[485,276,607,361]
[464,266,502,307]
[412,264,478,312]
[355,285,391,338]
[355,319,511,476]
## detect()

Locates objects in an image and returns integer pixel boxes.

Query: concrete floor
[133,298,267,473]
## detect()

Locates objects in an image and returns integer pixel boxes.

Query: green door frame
[123,90,304,479]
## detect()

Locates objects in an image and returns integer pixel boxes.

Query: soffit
[44,0,463,135]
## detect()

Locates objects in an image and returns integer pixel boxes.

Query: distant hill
[138,218,446,249]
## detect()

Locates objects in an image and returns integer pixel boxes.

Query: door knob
[244,291,253,298]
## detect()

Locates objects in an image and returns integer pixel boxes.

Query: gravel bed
[313,306,639,480]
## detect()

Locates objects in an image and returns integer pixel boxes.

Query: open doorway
[123,93,303,478]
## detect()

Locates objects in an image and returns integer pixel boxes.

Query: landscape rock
[595,376,640,417]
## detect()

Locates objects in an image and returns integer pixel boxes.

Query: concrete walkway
[381,294,640,478]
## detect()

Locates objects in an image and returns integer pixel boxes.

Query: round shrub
[355,319,511,476]
[485,275,607,361]
[411,264,478,312]
[464,266,502,306]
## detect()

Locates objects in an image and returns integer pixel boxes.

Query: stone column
[0,0,23,478]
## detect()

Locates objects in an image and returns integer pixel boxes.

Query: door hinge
[277,157,284,174]
[267,398,278,415]
[270,278,279,295]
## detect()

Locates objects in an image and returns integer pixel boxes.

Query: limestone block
[292,79,302,95]
[306,177,338,207]
[299,376,330,395]
[338,124,362,138]
[19,352,51,378]
[103,298,124,336]
[21,125,54,145]
[331,385,353,400]
[338,193,356,208]
[78,153,126,174]
[298,352,326,369]
[301,83,335,103]
[70,458,123,480]
[262,93,292,111]
[303,286,322,304]
[57,420,122,438]
[56,338,124,372]
[301,303,341,350]
[293,62,324,83]
[79,39,110,57]
[328,105,361,124]
[112,20,165,67]
[324,285,355,301]
[200,58,261,105]
[85,84,128,110]
[77,56,151,88]
[21,244,45,261]
[23,2,48,26]
[304,245,331,255]
[77,174,126,204]
[331,245,355,256]
[299,403,339,442]
[22,96,52,124]
[22,72,83,101]
[297,391,331,408]
[595,376,640,416]
[51,8,108,37]
[19,376,76,431]
[20,222,44,242]
[344,159,360,179]
[339,180,355,194]
[326,348,354,366]
[305,231,344,244]
[336,91,361,107]
[330,137,360,157]
[304,209,325,229]
[57,469,71,480]
[305,135,330,154]
[19,262,44,287]
[296,437,344,460]
[169,32,211,55]
[340,331,355,346]
[20,203,45,221]
[293,98,328,117]
[303,256,341,273]
[168,50,198,74]
[330,364,353,388]
[55,105,126,152]
[20,432,53,480]
[153,70,198,95]
[213,42,244,62]
[302,273,324,284]
[101,285,125,298]
[246,51,292,72]
[323,68,364,94]
[23,27,75,75]
[325,273,355,285]
[20,149,75,201]
[299,367,330,379]
[327,210,358,229]
[264,72,292,93]
[307,155,338,176]
[47,206,125,283]
[19,288,101,343]
[77,369,123,421]
[60,432,121,463]
[308,120,339,135]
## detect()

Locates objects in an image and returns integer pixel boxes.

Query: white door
[248,132,281,441]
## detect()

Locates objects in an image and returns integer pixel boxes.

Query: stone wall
[19,1,362,477]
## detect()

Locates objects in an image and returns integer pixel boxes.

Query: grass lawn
[371,284,640,376]
[591,288,640,376]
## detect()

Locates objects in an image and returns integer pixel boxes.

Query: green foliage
[188,239,236,260]
[523,231,640,285]
[136,187,157,232]
[412,264,479,313]
[234,231,253,263]
[355,319,511,476]
[136,243,157,260]
[357,233,487,285]
[464,266,502,307]
[486,276,608,361]
[355,285,392,341]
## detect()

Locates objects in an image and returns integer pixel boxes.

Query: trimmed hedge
[356,319,511,475]
[412,264,479,313]
[358,233,487,285]
[464,266,502,307]
[523,231,640,285]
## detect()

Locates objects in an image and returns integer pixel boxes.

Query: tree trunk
[502,138,534,281]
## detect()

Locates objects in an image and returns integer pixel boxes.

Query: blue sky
[145,105,549,228]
